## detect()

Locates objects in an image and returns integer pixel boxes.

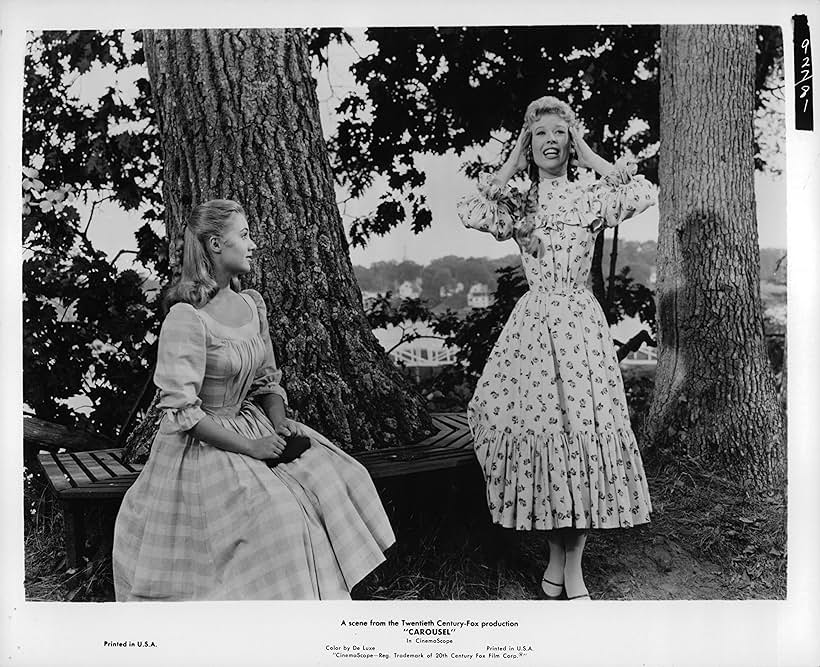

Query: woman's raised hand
[569,126,596,170]
[569,126,613,177]
[500,125,531,180]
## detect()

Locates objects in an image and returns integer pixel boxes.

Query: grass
[23,366,787,602]
[351,451,786,601]
[23,468,115,602]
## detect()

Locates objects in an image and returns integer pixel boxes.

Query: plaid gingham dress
[113,289,394,600]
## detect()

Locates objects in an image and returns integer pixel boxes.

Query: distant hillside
[354,241,785,309]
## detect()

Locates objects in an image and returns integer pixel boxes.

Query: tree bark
[123,29,432,461]
[646,25,785,490]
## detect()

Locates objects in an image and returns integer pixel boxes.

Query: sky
[68,28,787,271]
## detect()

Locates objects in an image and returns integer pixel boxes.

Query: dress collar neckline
[539,174,569,188]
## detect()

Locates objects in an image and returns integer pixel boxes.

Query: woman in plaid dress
[113,200,395,600]
[457,97,655,600]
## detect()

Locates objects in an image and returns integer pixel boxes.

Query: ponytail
[164,199,245,311]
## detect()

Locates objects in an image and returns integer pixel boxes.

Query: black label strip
[794,15,814,131]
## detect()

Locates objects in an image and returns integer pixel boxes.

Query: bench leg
[62,503,85,570]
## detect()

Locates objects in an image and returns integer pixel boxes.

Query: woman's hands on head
[569,126,614,177]
[508,125,531,174]
[497,125,531,184]
[569,126,595,170]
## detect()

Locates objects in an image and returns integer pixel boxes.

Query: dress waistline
[530,286,590,298]
[204,404,243,418]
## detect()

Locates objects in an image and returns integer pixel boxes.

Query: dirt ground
[24,430,786,603]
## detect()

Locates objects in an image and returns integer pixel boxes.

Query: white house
[439,282,465,298]
[398,279,422,299]
[467,283,492,309]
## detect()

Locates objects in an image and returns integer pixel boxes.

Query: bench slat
[95,450,140,477]
[38,452,74,492]
[74,452,115,481]
[52,453,90,488]
[38,412,475,500]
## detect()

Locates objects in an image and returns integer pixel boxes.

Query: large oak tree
[646,25,785,490]
[124,29,432,460]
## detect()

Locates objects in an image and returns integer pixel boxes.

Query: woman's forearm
[587,153,614,178]
[493,161,518,188]
[257,393,287,428]
[189,416,251,455]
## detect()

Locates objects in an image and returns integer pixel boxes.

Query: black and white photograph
[2,1,818,665]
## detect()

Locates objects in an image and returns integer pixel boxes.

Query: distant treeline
[354,241,785,310]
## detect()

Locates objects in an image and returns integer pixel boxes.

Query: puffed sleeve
[154,303,207,432]
[457,173,526,242]
[586,157,657,230]
[244,289,288,406]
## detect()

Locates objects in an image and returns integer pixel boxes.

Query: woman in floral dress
[458,96,655,600]
[113,199,394,600]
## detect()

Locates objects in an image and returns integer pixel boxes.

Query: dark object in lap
[264,435,311,467]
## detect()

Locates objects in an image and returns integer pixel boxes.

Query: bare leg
[562,528,590,600]
[541,531,565,597]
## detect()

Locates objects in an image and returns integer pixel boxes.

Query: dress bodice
[153,289,288,431]
[521,176,598,294]
[457,158,657,297]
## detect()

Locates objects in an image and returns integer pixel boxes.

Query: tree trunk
[123,29,432,462]
[646,25,785,490]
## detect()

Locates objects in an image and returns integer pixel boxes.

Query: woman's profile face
[215,212,257,276]
[530,113,570,177]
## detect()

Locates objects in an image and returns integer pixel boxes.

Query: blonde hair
[164,199,245,310]
[517,96,580,258]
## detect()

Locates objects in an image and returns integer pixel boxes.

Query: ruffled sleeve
[154,303,207,432]
[457,173,525,242]
[587,157,657,231]
[245,289,288,406]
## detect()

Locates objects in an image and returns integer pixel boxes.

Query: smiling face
[214,212,257,276]
[530,113,571,178]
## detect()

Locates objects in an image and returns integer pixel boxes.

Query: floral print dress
[457,160,656,531]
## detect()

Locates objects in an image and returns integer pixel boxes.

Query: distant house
[467,283,492,309]
[439,282,465,299]
[398,280,422,299]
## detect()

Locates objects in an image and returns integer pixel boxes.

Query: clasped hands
[246,418,301,460]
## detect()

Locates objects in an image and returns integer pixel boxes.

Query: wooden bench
[36,412,476,568]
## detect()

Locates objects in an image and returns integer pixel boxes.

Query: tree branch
[83,195,114,236]
[111,249,138,265]
[616,329,656,362]
[385,334,448,356]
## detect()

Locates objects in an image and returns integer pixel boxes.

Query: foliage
[354,260,425,292]
[23,30,163,436]
[331,26,661,246]
[326,26,782,247]
[604,267,657,333]
[21,28,397,434]
[363,292,441,355]
[22,27,782,435]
